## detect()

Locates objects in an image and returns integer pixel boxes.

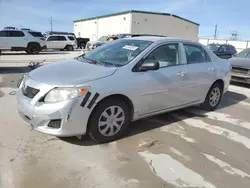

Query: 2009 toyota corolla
[17,37,231,143]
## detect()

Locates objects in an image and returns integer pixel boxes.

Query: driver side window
[145,43,180,68]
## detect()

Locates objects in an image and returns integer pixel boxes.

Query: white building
[73,10,199,41]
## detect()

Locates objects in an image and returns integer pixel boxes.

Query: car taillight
[40,38,45,41]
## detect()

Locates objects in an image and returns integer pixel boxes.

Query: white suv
[0,29,46,54]
[46,35,77,51]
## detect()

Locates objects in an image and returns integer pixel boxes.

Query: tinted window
[145,44,180,68]
[0,31,7,37]
[29,32,43,37]
[58,36,66,41]
[10,31,24,37]
[47,36,58,41]
[67,36,75,41]
[184,44,211,64]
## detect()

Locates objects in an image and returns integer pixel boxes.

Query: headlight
[44,87,89,103]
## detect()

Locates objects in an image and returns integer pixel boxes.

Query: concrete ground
[1,52,250,188]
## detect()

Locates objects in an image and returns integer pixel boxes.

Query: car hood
[28,59,117,86]
[229,57,250,68]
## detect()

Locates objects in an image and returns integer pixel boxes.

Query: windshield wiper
[84,57,115,67]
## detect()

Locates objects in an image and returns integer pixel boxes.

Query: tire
[80,43,86,49]
[66,45,74,51]
[88,98,131,143]
[201,82,223,111]
[27,44,40,54]
[0,50,1,56]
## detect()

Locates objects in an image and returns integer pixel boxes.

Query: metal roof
[73,10,199,26]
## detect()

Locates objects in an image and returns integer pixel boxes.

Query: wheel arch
[86,93,135,132]
[27,42,41,48]
[212,79,225,92]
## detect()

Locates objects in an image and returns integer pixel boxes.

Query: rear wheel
[80,43,86,49]
[88,99,130,143]
[201,82,223,111]
[27,44,40,54]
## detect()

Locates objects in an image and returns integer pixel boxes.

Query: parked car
[46,35,77,51]
[85,36,109,50]
[17,37,231,143]
[88,33,166,50]
[0,28,46,55]
[206,43,237,59]
[229,48,250,84]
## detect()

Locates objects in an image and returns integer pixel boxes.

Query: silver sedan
[17,37,231,143]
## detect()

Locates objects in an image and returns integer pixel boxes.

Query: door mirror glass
[139,60,160,71]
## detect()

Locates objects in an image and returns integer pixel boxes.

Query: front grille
[22,86,40,99]
[231,67,249,75]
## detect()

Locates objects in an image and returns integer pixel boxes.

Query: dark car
[207,44,237,59]
[229,48,250,84]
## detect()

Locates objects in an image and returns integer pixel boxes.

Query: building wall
[74,13,131,41]
[131,13,199,41]
[97,13,131,38]
[199,38,250,52]
[74,19,98,40]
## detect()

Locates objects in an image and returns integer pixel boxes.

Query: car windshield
[207,44,220,51]
[236,48,250,58]
[77,39,152,67]
[98,36,108,42]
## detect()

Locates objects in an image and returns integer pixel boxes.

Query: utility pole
[214,24,217,39]
[50,16,53,32]
[230,30,239,40]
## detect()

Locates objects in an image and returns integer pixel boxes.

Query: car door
[183,43,217,102]
[134,43,190,115]
[0,31,10,49]
[46,36,59,49]
[8,31,26,48]
[57,36,67,49]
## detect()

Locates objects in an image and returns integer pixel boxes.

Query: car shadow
[60,89,248,146]
[0,66,32,74]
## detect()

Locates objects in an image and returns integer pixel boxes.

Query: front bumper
[231,73,250,84]
[41,45,47,50]
[16,78,93,137]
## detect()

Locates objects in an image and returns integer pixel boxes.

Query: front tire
[201,82,223,111]
[88,99,130,143]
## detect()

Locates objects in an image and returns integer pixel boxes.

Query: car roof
[122,36,196,44]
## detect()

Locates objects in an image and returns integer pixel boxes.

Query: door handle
[208,67,216,72]
[177,71,185,76]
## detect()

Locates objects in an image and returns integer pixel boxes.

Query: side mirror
[139,60,160,71]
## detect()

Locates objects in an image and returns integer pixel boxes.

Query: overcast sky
[0,0,249,39]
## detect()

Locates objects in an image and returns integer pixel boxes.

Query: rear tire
[66,45,74,51]
[27,44,40,54]
[88,98,130,143]
[201,82,223,111]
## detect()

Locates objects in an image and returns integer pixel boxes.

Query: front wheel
[88,99,130,143]
[201,82,223,111]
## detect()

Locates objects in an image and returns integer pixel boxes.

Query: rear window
[67,36,75,41]
[29,32,43,37]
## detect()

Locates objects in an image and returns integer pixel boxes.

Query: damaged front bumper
[16,77,92,137]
